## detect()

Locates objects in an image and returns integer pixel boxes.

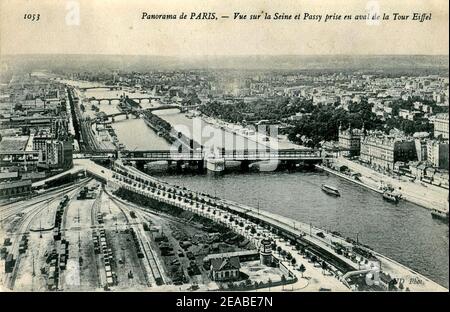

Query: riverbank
[317,158,449,213]
[109,160,447,291]
[315,164,382,194]
[198,113,305,151]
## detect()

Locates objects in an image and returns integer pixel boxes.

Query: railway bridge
[87,96,163,105]
[78,86,121,91]
[73,148,326,172]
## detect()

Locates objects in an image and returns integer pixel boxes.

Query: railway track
[108,196,155,286]
[1,180,92,236]
[87,190,153,289]
[2,181,90,290]
[0,180,91,223]
[56,182,101,291]
[108,195,166,287]
[88,190,109,290]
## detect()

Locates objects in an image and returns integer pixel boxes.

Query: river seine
[159,171,449,288]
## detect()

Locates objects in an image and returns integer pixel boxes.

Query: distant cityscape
[1,58,448,197]
[0,55,448,292]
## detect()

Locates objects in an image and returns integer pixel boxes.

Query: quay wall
[321,157,449,212]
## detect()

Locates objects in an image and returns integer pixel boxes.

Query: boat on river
[382,191,401,203]
[431,209,449,221]
[321,184,340,196]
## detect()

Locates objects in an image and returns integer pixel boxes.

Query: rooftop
[203,250,258,263]
[0,136,29,151]
[210,256,241,271]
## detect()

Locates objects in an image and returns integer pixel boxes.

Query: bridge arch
[98,99,110,105]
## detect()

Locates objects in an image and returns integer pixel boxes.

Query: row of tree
[198,97,316,124]
[287,99,438,147]
[199,95,440,147]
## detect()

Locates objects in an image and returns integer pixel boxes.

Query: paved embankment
[321,157,449,213]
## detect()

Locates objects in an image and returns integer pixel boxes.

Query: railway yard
[0,178,258,291]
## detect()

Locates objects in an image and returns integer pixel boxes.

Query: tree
[291,257,297,267]
[286,252,292,261]
[276,246,282,255]
[271,242,277,251]
[299,264,306,278]
[15,103,23,111]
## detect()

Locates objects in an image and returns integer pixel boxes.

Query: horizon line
[1,52,449,58]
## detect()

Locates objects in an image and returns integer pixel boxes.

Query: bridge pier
[135,160,146,171]
[285,160,297,171]
[240,160,250,172]
[176,160,184,172]
[197,159,205,173]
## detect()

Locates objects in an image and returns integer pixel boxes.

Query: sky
[0,0,448,56]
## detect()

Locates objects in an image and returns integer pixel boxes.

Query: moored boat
[431,209,449,221]
[321,184,340,196]
[382,191,401,203]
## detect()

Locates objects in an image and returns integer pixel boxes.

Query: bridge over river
[119,148,323,160]
[1,145,339,168]
[88,95,163,105]
[99,104,192,120]
[78,86,121,91]
[73,147,325,172]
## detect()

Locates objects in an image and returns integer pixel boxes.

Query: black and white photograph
[0,0,448,297]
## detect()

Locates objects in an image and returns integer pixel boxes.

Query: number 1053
[24,13,40,21]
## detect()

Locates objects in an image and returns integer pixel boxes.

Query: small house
[210,256,240,281]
